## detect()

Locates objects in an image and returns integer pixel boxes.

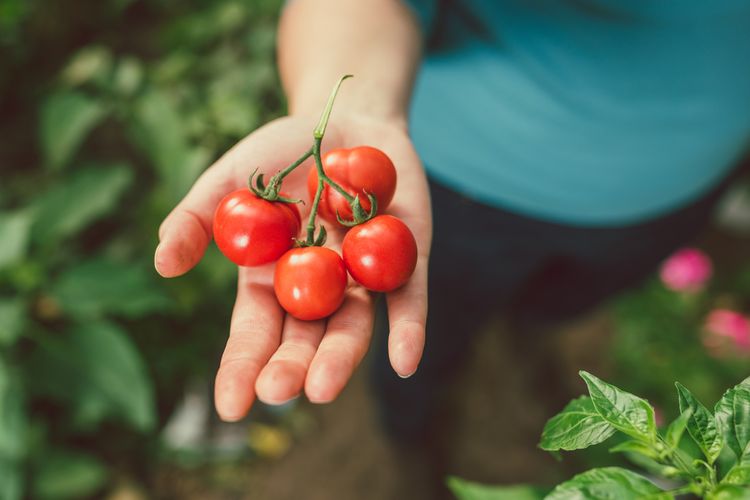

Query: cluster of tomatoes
[212,146,417,321]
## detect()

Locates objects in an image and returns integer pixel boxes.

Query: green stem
[275,146,314,183]
[314,74,353,139]
[312,137,356,203]
[306,176,325,245]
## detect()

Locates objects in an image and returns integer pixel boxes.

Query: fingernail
[217,398,246,422]
[154,243,164,275]
[397,369,417,379]
[306,379,334,404]
[257,393,300,406]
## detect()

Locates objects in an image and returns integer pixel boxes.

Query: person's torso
[409,0,750,225]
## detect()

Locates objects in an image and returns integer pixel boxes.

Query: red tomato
[213,189,300,267]
[274,247,347,320]
[342,215,417,292]
[307,146,397,225]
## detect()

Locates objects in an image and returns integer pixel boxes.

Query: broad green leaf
[0,297,26,346]
[32,164,133,244]
[724,465,750,486]
[580,371,656,442]
[60,45,113,87]
[28,321,156,431]
[32,449,107,499]
[0,210,33,269]
[710,484,750,500]
[665,409,692,449]
[545,467,669,500]
[40,91,107,170]
[131,89,201,202]
[0,459,23,500]
[540,396,616,451]
[716,385,742,459]
[49,257,169,319]
[447,477,546,500]
[609,440,660,460]
[677,382,724,465]
[0,360,26,460]
[112,56,143,96]
[734,384,750,460]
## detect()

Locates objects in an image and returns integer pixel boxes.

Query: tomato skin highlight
[213,189,300,267]
[342,215,417,292]
[307,146,397,225]
[274,247,347,321]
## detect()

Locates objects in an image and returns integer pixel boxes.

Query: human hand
[155,114,431,420]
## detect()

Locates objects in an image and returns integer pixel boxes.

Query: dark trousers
[370,177,729,442]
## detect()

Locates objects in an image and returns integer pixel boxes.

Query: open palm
[155,114,431,420]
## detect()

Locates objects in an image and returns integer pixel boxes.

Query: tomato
[342,215,417,292]
[307,146,397,225]
[274,247,348,320]
[213,189,300,267]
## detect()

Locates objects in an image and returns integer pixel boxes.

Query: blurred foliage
[610,252,750,422]
[0,0,283,497]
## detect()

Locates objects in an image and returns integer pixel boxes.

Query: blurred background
[1,0,750,498]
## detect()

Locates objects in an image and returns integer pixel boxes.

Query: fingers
[255,317,325,405]
[386,256,428,378]
[305,288,375,403]
[214,273,284,421]
[155,166,235,278]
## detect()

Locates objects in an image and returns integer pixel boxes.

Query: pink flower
[659,248,712,292]
[702,309,750,358]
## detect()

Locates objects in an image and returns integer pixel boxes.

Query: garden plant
[449,371,750,499]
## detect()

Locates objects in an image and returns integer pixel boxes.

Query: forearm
[278,0,422,128]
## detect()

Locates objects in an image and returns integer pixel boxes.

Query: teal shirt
[406,0,750,225]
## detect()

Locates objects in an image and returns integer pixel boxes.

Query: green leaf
[49,257,169,319]
[609,440,660,460]
[734,385,750,460]
[60,45,113,87]
[724,465,750,486]
[545,467,669,500]
[709,485,750,500]
[677,382,724,465]
[540,396,616,451]
[28,321,156,431]
[716,384,743,459]
[0,297,26,346]
[0,360,26,460]
[131,89,204,202]
[40,91,107,170]
[0,210,33,269]
[665,409,692,450]
[579,371,657,442]
[0,459,23,500]
[447,477,546,500]
[32,449,107,499]
[32,164,133,244]
[112,55,143,96]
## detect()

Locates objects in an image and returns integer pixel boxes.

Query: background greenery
[0,0,283,497]
[2,0,750,498]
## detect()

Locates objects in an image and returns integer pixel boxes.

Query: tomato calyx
[335,192,378,227]
[294,224,327,248]
[248,167,305,205]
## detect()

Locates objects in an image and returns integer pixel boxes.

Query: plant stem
[257,74,361,243]
[314,74,352,139]
[312,137,356,202]
[275,146,314,183]
[306,146,326,244]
